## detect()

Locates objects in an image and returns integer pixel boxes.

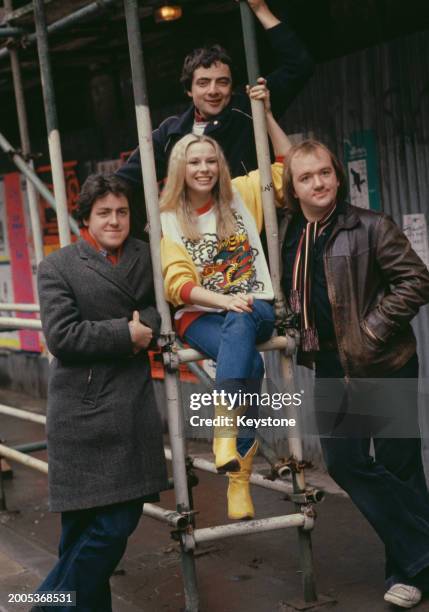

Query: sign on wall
[403,213,429,268]
[344,130,381,211]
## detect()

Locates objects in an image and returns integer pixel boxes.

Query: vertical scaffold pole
[122,2,199,611]
[5,0,44,265]
[239,2,317,603]
[33,0,71,247]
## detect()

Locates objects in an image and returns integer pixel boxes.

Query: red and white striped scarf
[290,204,337,351]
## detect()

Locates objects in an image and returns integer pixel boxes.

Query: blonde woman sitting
[160,82,290,519]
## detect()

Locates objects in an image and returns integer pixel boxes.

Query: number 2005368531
[7,592,75,606]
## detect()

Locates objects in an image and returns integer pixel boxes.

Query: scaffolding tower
[0,2,329,610]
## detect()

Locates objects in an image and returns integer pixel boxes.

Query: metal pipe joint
[301,506,316,531]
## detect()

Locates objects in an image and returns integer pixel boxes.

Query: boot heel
[213,437,239,473]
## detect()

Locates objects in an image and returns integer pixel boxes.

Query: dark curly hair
[75,173,132,227]
[180,44,233,92]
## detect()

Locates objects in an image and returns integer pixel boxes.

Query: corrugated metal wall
[280,29,429,470]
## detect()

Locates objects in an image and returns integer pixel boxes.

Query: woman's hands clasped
[224,293,254,313]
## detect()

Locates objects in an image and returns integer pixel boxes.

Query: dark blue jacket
[116,22,314,186]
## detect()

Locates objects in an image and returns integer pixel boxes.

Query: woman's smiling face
[185,141,219,204]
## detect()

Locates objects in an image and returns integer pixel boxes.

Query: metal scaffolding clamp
[160,331,180,372]
[301,505,316,531]
[171,511,199,551]
[4,144,38,163]
[286,489,324,506]
[267,455,313,477]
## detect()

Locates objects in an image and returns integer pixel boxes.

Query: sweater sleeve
[231,162,284,232]
[161,234,201,307]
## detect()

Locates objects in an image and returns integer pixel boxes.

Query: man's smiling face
[188,61,232,120]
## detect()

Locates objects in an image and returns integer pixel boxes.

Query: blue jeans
[315,352,429,590]
[35,499,143,611]
[184,299,275,456]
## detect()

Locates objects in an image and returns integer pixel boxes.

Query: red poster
[4,173,40,352]
[36,161,80,255]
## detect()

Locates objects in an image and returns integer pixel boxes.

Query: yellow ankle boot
[212,403,240,473]
[227,441,258,520]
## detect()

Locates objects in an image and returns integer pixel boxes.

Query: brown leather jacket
[279,203,429,376]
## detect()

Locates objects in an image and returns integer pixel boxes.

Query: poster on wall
[343,130,381,211]
[37,161,80,255]
[403,213,429,269]
[0,180,11,263]
[0,179,20,349]
[0,264,21,350]
[3,173,41,352]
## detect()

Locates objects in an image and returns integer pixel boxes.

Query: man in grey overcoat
[34,173,168,611]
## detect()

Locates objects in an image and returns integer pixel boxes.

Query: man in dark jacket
[116,0,313,187]
[280,140,429,609]
[35,174,168,611]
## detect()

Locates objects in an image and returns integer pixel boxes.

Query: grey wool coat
[37,237,169,512]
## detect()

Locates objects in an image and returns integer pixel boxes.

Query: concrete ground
[0,388,428,612]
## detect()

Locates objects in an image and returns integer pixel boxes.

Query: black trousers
[315,352,429,588]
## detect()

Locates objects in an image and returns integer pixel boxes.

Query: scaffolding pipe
[0,26,24,36]
[0,0,120,62]
[123,1,199,609]
[187,454,291,494]
[0,316,41,329]
[177,335,296,364]
[239,2,286,320]
[33,0,71,247]
[5,0,44,265]
[0,403,45,424]
[13,441,46,453]
[0,303,39,311]
[280,358,317,602]
[239,2,317,604]
[193,513,314,545]
[1,0,54,22]
[0,131,79,235]
[0,443,48,474]
[143,503,189,529]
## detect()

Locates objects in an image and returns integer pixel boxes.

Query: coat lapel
[77,238,142,302]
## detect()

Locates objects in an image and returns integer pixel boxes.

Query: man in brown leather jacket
[281,139,429,609]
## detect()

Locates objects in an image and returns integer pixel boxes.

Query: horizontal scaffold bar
[0,443,48,474]
[143,504,189,529]
[13,441,47,453]
[177,335,296,364]
[193,513,314,545]
[0,317,41,330]
[0,303,40,312]
[0,26,24,36]
[0,403,46,424]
